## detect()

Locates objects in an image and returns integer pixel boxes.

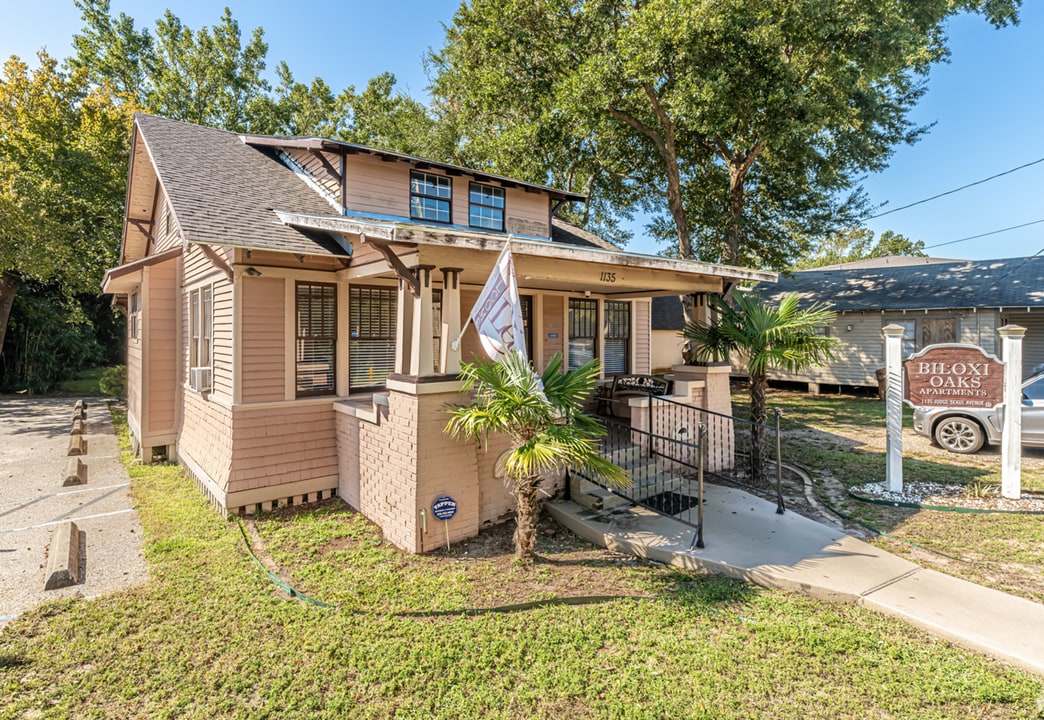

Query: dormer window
[410,171,451,223]
[469,182,505,231]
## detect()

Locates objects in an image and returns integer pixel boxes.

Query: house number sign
[598,271,617,283]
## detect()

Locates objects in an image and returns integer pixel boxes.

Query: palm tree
[682,291,838,482]
[446,351,628,561]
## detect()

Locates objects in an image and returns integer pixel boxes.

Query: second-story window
[469,182,505,231]
[410,171,451,224]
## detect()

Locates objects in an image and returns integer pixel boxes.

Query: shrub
[99,365,127,398]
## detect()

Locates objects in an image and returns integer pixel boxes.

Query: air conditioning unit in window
[189,366,212,393]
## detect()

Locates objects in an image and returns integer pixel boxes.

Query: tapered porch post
[440,268,463,375]
[395,276,414,374]
[410,265,436,377]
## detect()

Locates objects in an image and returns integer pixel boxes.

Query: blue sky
[4,0,1042,261]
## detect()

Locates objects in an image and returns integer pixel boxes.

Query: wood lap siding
[145,259,178,434]
[227,404,337,493]
[127,316,143,432]
[151,192,182,252]
[180,391,233,490]
[284,148,341,200]
[345,154,410,218]
[241,277,286,403]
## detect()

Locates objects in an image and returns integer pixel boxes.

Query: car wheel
[933,417,985,454]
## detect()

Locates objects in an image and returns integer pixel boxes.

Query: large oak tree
[429,0,1020,268]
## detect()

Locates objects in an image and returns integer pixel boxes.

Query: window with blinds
[296,282,337,397]
[568,298,598,371]
[603,301,630,374]
[350,286,397,389]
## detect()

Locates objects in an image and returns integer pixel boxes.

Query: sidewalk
[548,483,1044,676]
[0,397,147,626]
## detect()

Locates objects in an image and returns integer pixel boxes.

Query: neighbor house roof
[134,113,349,257]
[757,256,1044,312]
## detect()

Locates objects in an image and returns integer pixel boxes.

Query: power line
[867,156,1044,220]
[922,217,1044,250]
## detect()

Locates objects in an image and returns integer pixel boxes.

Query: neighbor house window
[189,285,213,392]
[410,171,451,223]
[350,285,397,389]
[295,282,337,397]
[568,298,598,371]
[603,301,630,374]
[469,182,505,231]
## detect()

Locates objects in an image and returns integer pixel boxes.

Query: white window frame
[189,284,214,392]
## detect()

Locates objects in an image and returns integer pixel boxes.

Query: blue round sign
[431,495,458,521]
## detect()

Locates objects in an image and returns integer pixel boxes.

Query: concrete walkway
[0,397,147,627]
[548,484,1044,676]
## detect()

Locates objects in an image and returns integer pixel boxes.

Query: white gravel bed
[852,480,1044,512]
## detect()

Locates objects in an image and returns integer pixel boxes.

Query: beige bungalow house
[103,113,774,552]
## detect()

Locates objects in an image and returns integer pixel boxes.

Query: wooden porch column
[410,265,436,377]
[440,267,463,375]
[395,276,414,374]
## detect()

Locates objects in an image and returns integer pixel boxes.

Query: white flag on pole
[470,247,527,362]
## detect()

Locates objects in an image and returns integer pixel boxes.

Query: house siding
[1000,310,1044,369]
[151,192,182,253]
[144,258,178,439]
[343,153,550,237]
[240,276,286,403]
[227,403,338,496]
[541,295,564,368]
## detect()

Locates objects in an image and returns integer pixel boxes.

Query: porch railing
[603,394,786,515]
[576,414,706,550]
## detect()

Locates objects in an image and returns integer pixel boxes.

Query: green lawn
[1,405,1042,718]
[55,366,110,395]
[749,386,1044,602]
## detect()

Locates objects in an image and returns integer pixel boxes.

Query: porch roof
[102,247,183,294]
[273,211,777,297]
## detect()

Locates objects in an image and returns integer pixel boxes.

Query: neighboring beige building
[104,114,774,552]
[650,257,1044,392]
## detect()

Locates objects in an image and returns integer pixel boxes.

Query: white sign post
[999,325,1025,499]
[883,324,906,493]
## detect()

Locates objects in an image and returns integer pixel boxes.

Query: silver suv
[912,370,1044,454]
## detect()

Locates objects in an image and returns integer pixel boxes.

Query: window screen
[603,301,630,374]
[296,282,336,396]
[568,298,598,371]
[350,286,397,388]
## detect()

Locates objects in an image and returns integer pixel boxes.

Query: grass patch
[754,386,1044,602]
[55,366,111,395]
[0,404,1041,718]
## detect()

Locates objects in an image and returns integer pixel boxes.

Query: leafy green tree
[446,352,628,560]
[430,0,1019,268]
[0,52,133,358]
[793,227,926,269]
[682,292,837,482]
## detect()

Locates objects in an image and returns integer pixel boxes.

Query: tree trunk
[0,271,18,360]
[725,163,745,266]
[512,474,541,561]
[749,372,768,484]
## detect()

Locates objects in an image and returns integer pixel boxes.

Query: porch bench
[597,374,673,417]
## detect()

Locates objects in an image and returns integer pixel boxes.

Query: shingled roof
[135,113,348,257]
[756,256,1044,312]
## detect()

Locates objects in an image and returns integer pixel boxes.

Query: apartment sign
[903,345,1004,409]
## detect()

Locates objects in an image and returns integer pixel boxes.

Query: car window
[1024,376,1044,401]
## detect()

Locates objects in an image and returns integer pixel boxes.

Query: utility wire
[867,156,1044,220]
[922,217,1044,250]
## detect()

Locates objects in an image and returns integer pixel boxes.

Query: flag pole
[450,235,514,352]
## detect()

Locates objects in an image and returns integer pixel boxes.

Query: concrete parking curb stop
[44,521,81,590]
[63,456,87,486]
